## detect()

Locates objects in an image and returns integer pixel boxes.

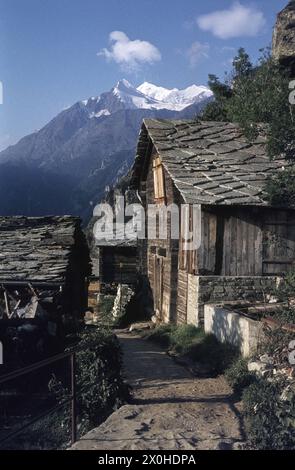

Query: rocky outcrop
[272,1,295,72]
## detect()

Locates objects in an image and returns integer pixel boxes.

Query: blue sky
[0,0,288,149]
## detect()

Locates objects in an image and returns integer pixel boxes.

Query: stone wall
[190,275,281,326]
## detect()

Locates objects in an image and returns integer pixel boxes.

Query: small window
[153,156,165,202]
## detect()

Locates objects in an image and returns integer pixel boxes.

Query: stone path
[71,331,245,450]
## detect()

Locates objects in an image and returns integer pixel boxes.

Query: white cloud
[196,2,266,39]
[98,31,161,71]
[187,42,210,67]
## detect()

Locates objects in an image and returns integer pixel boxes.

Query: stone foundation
[187,275,281,327]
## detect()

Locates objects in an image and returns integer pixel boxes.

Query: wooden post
[119,263,123,315]
[70,353,77,445]
[3,290,11,318]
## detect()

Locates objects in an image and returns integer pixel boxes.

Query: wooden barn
[98,245,138,285]
[94,217,138,286]
[131,119,295,326]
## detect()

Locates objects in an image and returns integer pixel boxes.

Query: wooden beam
[3,290,11,317]
[215,215,224,275]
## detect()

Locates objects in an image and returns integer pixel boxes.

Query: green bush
[98,295,116,326]
[4,326,129,450]
[201,48,295,162]
[265,167,295,208]
[225,358,256,396]
[201,47,295,206]
[258,271,295,362]
[243,379,295,450]
[238,269,295,450]
[75,326,130,429]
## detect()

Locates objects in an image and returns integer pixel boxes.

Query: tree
[201,74,232,122]
[201,47,295,206]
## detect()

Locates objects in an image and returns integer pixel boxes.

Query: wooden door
[263,212,295,275]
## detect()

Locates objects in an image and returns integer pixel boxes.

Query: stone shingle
[0,216,82,283]
[132,119,290,207]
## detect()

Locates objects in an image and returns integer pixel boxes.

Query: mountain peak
[137,81,213,111]
[77,80,212,116]
[115,79,134,91]
[0,78,213,219]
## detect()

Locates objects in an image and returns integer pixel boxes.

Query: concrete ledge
[204,304,265,357]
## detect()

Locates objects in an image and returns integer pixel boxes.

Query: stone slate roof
[0,216,83,283]
[94,217,138,248]
[132,119,290,206]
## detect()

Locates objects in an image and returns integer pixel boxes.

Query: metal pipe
[0,350,76,385]
[0,280,65,288]
[0,350,80,447]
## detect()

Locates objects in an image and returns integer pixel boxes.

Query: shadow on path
[71,331,245,450]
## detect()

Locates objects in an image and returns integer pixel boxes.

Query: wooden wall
[143,148,181,323]
[197,208,295,276]
[262,210,295,275]
[100,247,138,285]
[137,140,295,326]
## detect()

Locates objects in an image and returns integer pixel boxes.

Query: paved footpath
[71,331,244,450]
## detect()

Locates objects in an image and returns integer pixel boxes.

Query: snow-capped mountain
[79,79,212,115]
[137,82,212,111]
[0,80,212,220]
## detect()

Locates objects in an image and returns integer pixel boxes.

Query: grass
[145,324,238,376]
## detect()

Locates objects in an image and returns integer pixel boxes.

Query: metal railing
[0,350,78,447]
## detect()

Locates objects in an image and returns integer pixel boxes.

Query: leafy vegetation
[243,379,295,450]
[98,294,117,326]
[3,326,129,450]
[201,47,295,206]
[223,271,295,449]
[74,326,130,430]
[265,167,295,208]
[225,358,256,397]
[258,271,295,364]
